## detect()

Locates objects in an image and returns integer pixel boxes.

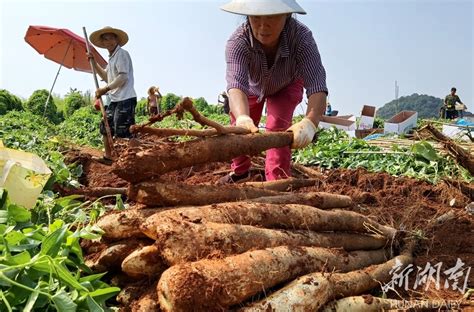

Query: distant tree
[373,117,385,128]
[206,104,225,115]
[377,93,444,119]
[0,89,23,115]
[58,106,102,147]
[161,93,181,111]
[53,94,65,116]
[64,88,86,118]
[193,97,209,112]
[83,90,93,107]
[25,89,62,124]
[135,97,148,117]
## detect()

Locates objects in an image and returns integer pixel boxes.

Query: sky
[0,0,472,116]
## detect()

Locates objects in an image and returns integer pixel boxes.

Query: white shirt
[106,46,136,102]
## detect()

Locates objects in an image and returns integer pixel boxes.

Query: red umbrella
[24,25,107,73]
[25,25,115,157]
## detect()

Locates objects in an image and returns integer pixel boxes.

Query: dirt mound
[64,146,127,188]
[313,168,474,292]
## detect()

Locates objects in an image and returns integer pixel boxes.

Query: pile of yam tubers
[82,98,418,311]
[84,179,415,311]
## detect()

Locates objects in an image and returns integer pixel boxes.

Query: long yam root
[155,218,388,264]
[128,181,280,206]
[113,132,293,182]
[84,239,151,273]
[249,191,353,209]
[242,178,318,192]
[157,246,388,311]
[141,202,396,240]
[121,245,167,278]
[96,208,169,241]
[241,251,413,311]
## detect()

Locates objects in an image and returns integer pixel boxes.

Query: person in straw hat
[218,0,328,184]
[147,86,162,116]
[88,26,137,162]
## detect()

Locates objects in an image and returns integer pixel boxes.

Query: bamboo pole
[82,27,115,158]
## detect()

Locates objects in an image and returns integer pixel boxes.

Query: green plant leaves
[0,191,115,311]
[5,250,30,265]
[86,295,105,312]
[23,288,40,312]
[52,289,78,312]
[411,141,440,162]
[293,128,472,184]
[0,106,134,310]
[7,204,31,223]
[0,189,7,209]
[0,211,8,224]
[52,260,88,292]
[40,223,68,257]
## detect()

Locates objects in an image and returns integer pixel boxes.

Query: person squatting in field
[219,0,328,183]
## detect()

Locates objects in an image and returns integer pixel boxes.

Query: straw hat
[90,26,129,48]
[148,86,156,95]
[220,0,306,16]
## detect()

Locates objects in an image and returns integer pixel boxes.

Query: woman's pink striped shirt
[225,18,328,103]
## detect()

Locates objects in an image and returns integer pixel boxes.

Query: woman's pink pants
[230,80,304,181]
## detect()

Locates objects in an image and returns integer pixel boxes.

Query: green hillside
[376,93,443,119]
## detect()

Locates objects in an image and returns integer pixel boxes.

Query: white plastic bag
[0,146,52,209]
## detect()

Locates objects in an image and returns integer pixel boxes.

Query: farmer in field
[325,102,332,116]
[219,0,328,183]
[147,86,162,116]
[88,26,137,162]
[218,91,230,114]
[444,87,464,120]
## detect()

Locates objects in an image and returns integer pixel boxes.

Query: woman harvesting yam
[219,0,328,183]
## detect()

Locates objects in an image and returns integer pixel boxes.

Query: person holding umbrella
[87,26,137,163]
[218,0,328,183]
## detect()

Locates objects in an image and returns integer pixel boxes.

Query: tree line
[5,89,464,124]
[0,89,226,125]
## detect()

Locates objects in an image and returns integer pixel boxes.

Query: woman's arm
[228,88,258,132]
[228,88,250,117]
[305,92,327,127]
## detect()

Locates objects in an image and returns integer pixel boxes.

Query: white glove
[287,117,317,149]
[236,115,259,133]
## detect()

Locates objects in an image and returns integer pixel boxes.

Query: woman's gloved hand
[287,117,317,149]
[236,115,259,133]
